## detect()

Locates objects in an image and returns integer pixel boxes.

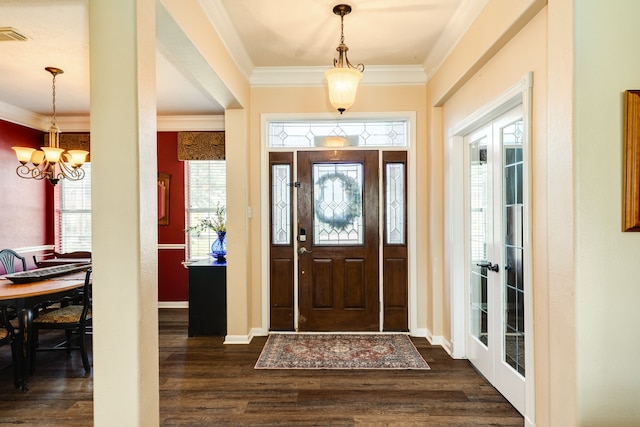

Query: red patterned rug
[254,333,430,370]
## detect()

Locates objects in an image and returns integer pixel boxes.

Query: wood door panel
[311,259,334,308]
[383,258,407,307]
[271,258,293,307]
[343,258,365,308]
[298,150,379,331]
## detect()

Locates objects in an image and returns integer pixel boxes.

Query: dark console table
[187,258,227,336]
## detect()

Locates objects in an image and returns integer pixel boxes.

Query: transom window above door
[267,119,409,148]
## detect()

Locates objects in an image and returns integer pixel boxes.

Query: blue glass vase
[211,231,227,262]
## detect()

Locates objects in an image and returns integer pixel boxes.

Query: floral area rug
[254,333,430,370]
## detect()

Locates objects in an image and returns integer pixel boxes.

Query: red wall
[0,119,51,269]
[0,122,189,300]
[157,132,188,301]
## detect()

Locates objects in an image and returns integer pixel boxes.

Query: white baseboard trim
[410,327,428,338]
[223,327,269,344]
[158,302,188,309]
[251,327,269,337]
[425,329,454,357]
[524,416,536,427]
[223,334,252,344]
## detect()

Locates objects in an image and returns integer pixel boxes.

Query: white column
[224,109,251,341]
[89,0,159,425]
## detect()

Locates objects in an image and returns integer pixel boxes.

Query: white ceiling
[0,0,482,124]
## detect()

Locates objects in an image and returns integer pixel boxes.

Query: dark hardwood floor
[0,309,523,426]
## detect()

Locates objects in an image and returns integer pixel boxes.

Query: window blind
[186,160,226,258]
[56,163,92,252]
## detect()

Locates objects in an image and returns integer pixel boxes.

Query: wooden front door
[297,150,379,331]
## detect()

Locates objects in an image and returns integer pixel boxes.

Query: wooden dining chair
[0,249,27,275]
[30,268,92,374]
[33,251,92,268]
[53,251,92,259]
[0,306,21,388]
[0,249,26,387]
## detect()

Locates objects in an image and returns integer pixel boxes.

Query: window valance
[178,131,225,160]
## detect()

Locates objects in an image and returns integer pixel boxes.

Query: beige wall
[428,0,640,424]
[574,1,640,425]
[250,85,428,332]
[158,0,640,424]
[426,0,573,424]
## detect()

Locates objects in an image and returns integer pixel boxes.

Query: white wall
[574,1,640,424]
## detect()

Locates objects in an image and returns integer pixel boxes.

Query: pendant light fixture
[12,67,88,186]
[324,4,364,114]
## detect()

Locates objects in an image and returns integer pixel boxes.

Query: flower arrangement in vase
[185,203,227,262]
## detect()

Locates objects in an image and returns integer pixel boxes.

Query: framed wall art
[158,172,170,225]
[623,90,640,231]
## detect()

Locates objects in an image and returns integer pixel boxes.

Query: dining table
[0,266,89,391]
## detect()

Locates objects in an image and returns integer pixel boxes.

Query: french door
[466,106,528,413]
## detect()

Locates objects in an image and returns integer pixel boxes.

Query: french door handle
[298,247,312,255]
[476,261,499,273]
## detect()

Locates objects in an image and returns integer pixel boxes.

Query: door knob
[299,247,312,255]
[476,261,499,272]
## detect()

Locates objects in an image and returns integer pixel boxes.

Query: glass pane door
[469,138,489,347]
[465,106,527,415]
[503,120,525,376]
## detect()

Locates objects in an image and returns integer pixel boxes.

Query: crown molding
[0,100,49,131]
[423,0,490,80]
[1,110,224,133]
[44,116,225,132]
[157,115,225,131]
[251,65,427,87]
[56,116,90,132]
[198,0,254,81]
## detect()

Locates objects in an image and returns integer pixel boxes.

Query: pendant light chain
[51,72,57,128]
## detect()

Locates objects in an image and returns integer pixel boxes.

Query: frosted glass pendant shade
[12,147,36,164]
[325,67,362,114]
[66,150,89,167]
[41,147,65,163]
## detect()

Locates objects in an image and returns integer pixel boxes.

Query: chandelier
[324,4,364,114]
[12,67,88,186]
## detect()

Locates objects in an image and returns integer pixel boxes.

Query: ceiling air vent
[0,27,28,42]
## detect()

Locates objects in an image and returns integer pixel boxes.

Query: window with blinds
[56,163,92,252]
[186,160,226,259]
[55,161,226,257]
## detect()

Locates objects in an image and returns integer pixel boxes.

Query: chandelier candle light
[324,4,364,114]
[12,67,89,186]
